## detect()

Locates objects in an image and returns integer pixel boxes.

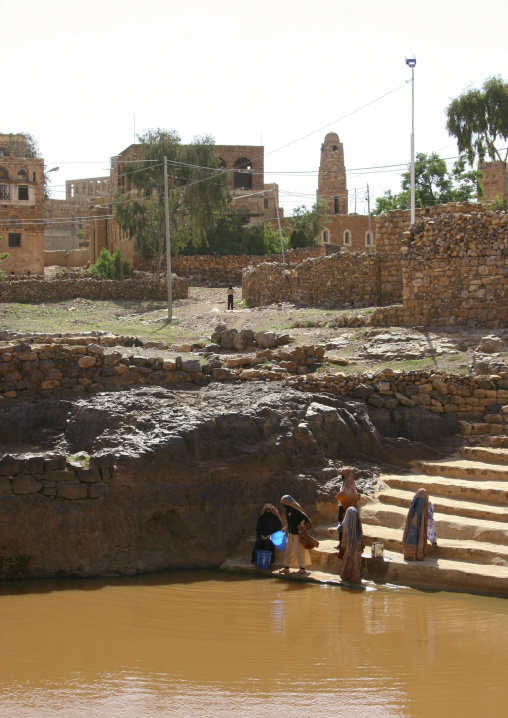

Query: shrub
[0,235,8,281]
[89,248,133,279]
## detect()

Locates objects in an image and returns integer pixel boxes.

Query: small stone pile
[209,323,291,352]
[0,451,115,501]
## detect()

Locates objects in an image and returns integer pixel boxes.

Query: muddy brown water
[0,571,506,717]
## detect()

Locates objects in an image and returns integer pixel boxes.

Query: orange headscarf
[335,468,359,512]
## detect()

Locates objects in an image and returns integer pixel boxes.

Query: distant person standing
[227,285,235,310]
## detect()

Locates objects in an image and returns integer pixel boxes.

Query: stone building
[44,198,92,251]
[66,176,110,200]
[317,132,376,252]
[480,160,507,202]
[0,133,45,276]
[87,143,283,265]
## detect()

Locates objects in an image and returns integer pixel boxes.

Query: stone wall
[44,248,89,268]
[242,251,380,307]
[2,338,508,431]
[44,198,92,248]
[0,272,188,303]
[400,208,508,327]
[0,451,114,501]
[136,246,326,286]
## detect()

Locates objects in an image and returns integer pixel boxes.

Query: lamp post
[405,55,416,225]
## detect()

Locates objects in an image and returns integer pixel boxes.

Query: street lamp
[405,55,416,225]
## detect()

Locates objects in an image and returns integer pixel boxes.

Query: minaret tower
[317,132,348,214]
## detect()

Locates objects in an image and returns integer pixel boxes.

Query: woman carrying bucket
[279,495,313,575]
[251,504,284,565]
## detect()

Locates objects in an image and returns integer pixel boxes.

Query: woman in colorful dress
[335,468,359,550]
[251,503,284,565]
[338,506,365,583]
[402,488,429,561]
[279,495,312,575]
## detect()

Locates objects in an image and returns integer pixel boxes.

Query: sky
[3,0,507,215]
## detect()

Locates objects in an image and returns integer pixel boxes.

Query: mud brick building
[317,132,375,252]
[66,176,110,200]
[0,133,45,276]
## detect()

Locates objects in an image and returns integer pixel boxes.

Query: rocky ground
[3,286,508,375]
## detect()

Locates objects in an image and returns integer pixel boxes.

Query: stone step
[462,446,508,464]
[459,422,507,437]
[412,458,508,482]
[382,473,508,507]
[482,436,508,449]
[360,502,508,545]
[378,487,508,524]
[319,525,508,567]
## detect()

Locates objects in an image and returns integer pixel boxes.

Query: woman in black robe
[251,504,284,564]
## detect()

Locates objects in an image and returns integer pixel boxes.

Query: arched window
[234,157,253,190]
[343,230,351,246]
[218,157,227,168]
[365,231,373,246]
[0,166,9,181]
[237,204,250,214]
[322,229,329,243]
[17,168,27,180]
[332,145,338,151]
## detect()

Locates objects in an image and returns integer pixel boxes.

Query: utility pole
[405,55,416,225]
[366,184,372,255]
[164,156,172,321]
[273,183,285,267]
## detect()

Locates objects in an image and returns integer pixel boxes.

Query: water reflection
[0,571,507,717]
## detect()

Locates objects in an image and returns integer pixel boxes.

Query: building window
[334,196,340,214]
[8,233,21,247]
[18,186,29,201]
[233,157,253,190]
[365,231,373,246]
[343,230,351,245]
[33,172,36,182]
[17,168,27,180]
[264,198,268,209]
[0,184,11,200]
[322,230,329,243]
[0,166,9,181]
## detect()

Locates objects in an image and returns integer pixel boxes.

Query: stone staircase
[310,439,508,597]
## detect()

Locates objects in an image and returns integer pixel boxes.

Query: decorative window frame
[343,230,351,246]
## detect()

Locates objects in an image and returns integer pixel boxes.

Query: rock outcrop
[0,383,449,580]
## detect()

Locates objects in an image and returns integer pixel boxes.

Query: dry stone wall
[3,338,508,433]
[0,273,188,303]
[401,208,508,327]
[0,451,114,501]
[135,247,325,286]
[242,252,380,307]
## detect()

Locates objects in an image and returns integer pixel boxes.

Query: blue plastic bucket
[271,530,287,550]
[256,550,272,569]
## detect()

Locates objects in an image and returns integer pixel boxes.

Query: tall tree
[373,152,481,214]
[446,75,508,205]
[114,129,230,280]
[288,199,330,248]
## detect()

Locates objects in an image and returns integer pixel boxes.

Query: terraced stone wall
[0,273,188,303]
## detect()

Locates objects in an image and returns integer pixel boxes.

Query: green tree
[288,199,330,248]
[114,129,230,280]
[446,76,508,206]
[373,152,481,214]
[89,248,133,280]
[0,236,8,281]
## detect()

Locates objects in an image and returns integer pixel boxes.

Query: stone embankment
[0,272,188,303]
[0,451,114,501]
[137,247,325,286]
[2,334,508,435]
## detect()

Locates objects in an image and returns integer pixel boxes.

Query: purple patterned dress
[427,502,437,545]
